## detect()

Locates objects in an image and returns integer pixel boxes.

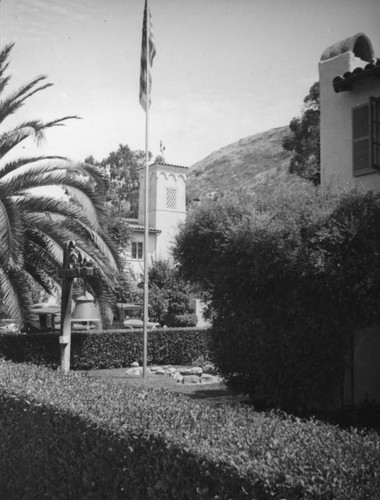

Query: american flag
[139,0,156,112]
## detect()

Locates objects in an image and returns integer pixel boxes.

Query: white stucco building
[126,160,188,277]
[319,33,380,405]
[319,33,380,190]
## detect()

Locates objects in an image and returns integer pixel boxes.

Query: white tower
[138,161,188,261]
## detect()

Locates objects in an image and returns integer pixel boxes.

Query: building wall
[137,162,187,261]
[127,232,157,279]
[155,171,186,259]
[344,327,380,405]
[319,52,380,190]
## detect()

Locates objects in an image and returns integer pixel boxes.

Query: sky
[1,0,380,167]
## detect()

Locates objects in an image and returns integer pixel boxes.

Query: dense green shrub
[169,313,198,327]
[175,186,380,411]
[0,360,379,499]
[0,327,213,369]
[148,259,197,327]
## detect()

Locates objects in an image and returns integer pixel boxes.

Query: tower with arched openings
[127,160,188,276]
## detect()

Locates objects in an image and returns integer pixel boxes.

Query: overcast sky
[1,0,380,166]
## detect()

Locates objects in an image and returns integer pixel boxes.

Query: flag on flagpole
[139,0,156,111]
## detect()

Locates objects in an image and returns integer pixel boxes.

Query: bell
[72,292,101,323]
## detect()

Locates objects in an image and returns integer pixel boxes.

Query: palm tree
[0,43,121,328]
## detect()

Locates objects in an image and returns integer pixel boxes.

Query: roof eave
[333,64,380,93]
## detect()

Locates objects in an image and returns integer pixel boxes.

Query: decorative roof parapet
[137,161,188,172]
[320,33,375,62]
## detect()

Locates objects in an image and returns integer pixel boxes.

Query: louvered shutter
[371,96,380,169]
[352,103,371,175]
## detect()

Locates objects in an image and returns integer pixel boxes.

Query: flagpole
[142,0,150,380]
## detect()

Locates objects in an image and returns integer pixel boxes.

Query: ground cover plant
[0,359,379,499]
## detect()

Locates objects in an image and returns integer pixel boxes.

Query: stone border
[125,363,221,385]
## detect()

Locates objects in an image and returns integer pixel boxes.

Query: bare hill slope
[187,126,297,199]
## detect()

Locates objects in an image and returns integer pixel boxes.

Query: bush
[170,313,198,327]
[148,259,196,327]
[175,187,380,411]
[0,327,213,369]
[0,360,379,499]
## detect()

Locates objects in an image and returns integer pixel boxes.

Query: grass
[83,366,250,406]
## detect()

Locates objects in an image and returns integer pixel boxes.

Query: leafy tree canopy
[85,145,152,219]
[282,82,320,185]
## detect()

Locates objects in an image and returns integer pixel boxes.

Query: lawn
[84,366,250,406]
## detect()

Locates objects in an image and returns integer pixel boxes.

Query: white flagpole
[142,0,150,380]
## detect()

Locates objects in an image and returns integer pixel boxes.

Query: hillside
[187,126,300,200]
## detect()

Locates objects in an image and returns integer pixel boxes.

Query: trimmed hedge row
[0,327,213,370]
[1,360,380,499]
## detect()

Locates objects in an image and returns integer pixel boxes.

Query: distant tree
[100,145,148,218]
[282,82,320,185]
[84,146,154,306]
[147,259,197,327]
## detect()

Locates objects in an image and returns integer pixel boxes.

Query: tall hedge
[0,327,213,370]
[175,186,380,410]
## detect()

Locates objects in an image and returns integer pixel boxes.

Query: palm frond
[16,195,86,224]
[0,188,24,268]
[0,198,10,267]
[24,260,60,298]
[80,162,109,197]
[24,213,118,281]
[0,75,11,96]
[0,43,14,70]
[76,220,120,271]
[64,185,101,229]
[83,269,116,328]
[24,228,63,268]
[2,163,70,192]
[0,43,120,329]
[2,160,107,227]
[0,75,54,124]
[0,117,79,158]
[0,156,68,179]
[0,44,14,94]
[22,206,119,269]
[24,218,119,326]
[0,266,32,323]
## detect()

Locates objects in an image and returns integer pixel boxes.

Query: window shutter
[352,103,370,175]
[371,96,380,169]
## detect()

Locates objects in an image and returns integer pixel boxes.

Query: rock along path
[85,363,250,406]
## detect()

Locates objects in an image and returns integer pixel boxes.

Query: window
[131,241,143,260]
[353,96,380,176]
[166,187,177,209]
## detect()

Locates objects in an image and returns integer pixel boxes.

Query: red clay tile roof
[333,59,380,93]
[125,218,161,233]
